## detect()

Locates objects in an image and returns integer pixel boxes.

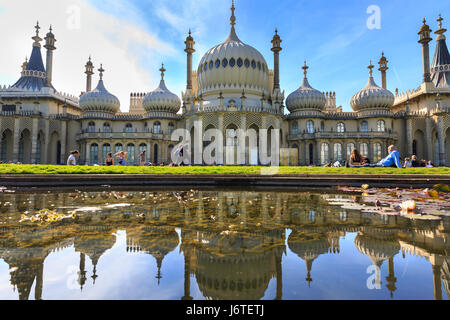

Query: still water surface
[0,188,448,300]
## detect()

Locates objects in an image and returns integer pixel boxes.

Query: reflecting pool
[0,188,448,300]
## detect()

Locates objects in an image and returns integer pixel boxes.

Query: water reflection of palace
[0,190,448,300]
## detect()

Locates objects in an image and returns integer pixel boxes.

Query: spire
[32,21,42,48]
[225,0,240,42]
[302,61,309,78]
[160,63,166,80]
[98,64,104,80]
[435,14,447,40]
[431,14,450,87]
[368,60,374,77]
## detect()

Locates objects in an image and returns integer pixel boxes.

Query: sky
[0,0,449,112]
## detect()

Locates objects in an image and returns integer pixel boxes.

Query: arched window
[360,143,369,157]
[215,59,220,68]
[103,123,111,133]
[292,122,298,135]
[88,122,96,133]
[229,58,236,67]
[244,59,250,68]
[334,143,343,161]
[222,58,228,68]
[0,132,7,162]
[125,123,133,133]
[90,144,99,165]
[347,143,355,160]
[237,58,243,68]
[377,120,385,132]
[139,144,147,163]
[36,134,42,164]
[321,143,329,165]
[115,143,123,154]
[153,121,161,134]
[337,122,345,133]
[251,60,256,69]
[102,144,111,163]
[127,144,135,165]
[168,123,175,135]
[209,61,213,70]
[307,120,314,134]
[361,121,369,132]
[373,143,382,162]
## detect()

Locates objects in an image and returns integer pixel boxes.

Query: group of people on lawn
[64,145,435,169]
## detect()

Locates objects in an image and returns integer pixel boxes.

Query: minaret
[44,25,56,86]
[378,52,388,89]
[271,28,282,90]
[386,256,397,299]
[84,56,94,92]
[184,30,195,91]
[418,18,433,83]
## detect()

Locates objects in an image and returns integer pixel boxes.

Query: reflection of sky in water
[0,190,448,300]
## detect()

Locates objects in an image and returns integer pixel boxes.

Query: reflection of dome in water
[74,232,117,284]
[126,226,179,284]
[442,258,450,299]
[287,229,334,286]
[191,230,284,300]
[355,233,400,268]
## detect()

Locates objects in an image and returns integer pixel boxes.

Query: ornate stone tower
[183,30,196,113]
[84,56,94,93]
[44,26,56,87]
[378,52,388,89]
[418,18,433,84]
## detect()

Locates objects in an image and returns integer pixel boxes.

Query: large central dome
[197,3,269,97]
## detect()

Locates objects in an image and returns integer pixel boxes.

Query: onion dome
[286,61,326,112]
[197,2,269,96]
[142,64,181,114]
[350,61,394,111]
[79,64,120,114]
[354,233,400,268]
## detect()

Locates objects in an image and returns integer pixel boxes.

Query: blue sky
[1,0,449,112]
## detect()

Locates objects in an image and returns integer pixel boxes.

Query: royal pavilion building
[0,4,449,166]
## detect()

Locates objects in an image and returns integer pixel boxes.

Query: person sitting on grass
[349,149,362,166]
[426,160,434,168]
[67,150,80,166]
[411,155,420,167]
[403,157,412,168]
[376,145,402,168]
[105,152,114,166]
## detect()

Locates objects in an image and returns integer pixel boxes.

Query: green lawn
[0,164,449,175]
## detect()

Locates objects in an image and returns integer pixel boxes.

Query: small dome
[350,62,394,111]
[286,62,326,112]
[142,65,181,114]
[80,65,120,114]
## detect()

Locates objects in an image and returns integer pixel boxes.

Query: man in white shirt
[67,150,80,166]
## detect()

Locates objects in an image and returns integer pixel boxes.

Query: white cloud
[0,0,178,112]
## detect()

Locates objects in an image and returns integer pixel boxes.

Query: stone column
[30,118,38,164]
[60,121,67,165]
[425,117,434,161]
[12,118,20,163]
[42,120,50,164]
[406,118,413,156]
[85,142,91,165]
[437,117,446,166]
[239,114,247,164]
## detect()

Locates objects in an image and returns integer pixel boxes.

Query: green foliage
[0,164,449,175]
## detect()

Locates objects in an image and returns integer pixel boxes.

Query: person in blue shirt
[376,145,402,168]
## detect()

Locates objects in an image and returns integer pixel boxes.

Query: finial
[98,64,104,80]
[423,17,427,24]
[368,60,374,77]
[35,21,40,37]
[275,28,278,35]
[49,25,52,33]
[230,0,236,27]
[189,28,191,36]
[302,60,309,78]
[160,63,166,80]
[438,14,443,29]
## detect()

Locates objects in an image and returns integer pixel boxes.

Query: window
[222,58,228,68]
[321,143,329,165]
[215,59,220,68]
[360,143,369,157]
[1,132,7,162]
[244,59,250,68]
[347,143,355,160]
[377,120,385,132]
[229,58,235,67]
[115,143,123,154]
[168,123,174,135]
[373,143,382,162]
[127,144,135,165]
[334,143,343,161]
[90,144,99,165]
[102,144,111,163]
[307,120,314,134]
[237,58,243,68]
[251,60,256,69]
[153,121,161,134]
[103,123,111,133]
[292,122,298,135]
[361,121,368,132]
[337,122,345,133]
[257,61,261,70]
[125,124,133,133]
[209,61,213,70]
[88,122,96,133]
